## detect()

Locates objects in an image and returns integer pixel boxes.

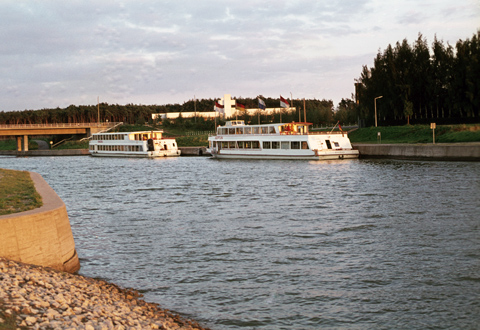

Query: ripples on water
[1,156,479,329]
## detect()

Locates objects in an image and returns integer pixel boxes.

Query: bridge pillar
[16,136,29,151]
[23,135,29,151]
[16,136,22,151]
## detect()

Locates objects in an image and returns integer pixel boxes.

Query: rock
[25,316,37,325]
[0,257,209,330]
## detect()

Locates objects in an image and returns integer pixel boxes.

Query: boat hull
[89,150,181,158]
[207,149,358,160]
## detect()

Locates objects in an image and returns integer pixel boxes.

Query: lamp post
[374,96,383,127]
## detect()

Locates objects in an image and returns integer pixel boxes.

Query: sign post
[430,123,436,144]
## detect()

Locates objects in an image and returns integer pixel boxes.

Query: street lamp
[374,96,383,127]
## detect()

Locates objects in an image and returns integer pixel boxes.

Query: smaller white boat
[89,131,181,158]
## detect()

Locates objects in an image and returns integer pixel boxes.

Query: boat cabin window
[236,127,243,134]
[302,141,309,149]
[244,127,252,134]
[263,141,271,149]
[325,140,332,149]
[253,127,259,134]
[269,126,276,134]
[228,128,235,135]
[272,141,280,149]
[333,142,340,148]
[281,141,289,149]
[291,141,300,149]
[220,140,261,149]
[261,127,268,134]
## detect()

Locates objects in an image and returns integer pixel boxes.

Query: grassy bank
[0,140,38,150]
[0,169,43,216]
[348,124,480,144]
[1,124,478,151]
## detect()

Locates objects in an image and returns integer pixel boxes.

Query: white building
[152,94,295,121]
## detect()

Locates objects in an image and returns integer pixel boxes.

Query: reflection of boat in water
[207,120,359,160]
[89,131,181,158]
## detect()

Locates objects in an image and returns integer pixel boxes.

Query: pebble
[0,257,210,330]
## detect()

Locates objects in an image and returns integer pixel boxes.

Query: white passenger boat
[89,131,181,158]
[207,120,359,160]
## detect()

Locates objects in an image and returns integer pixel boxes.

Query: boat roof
[223,120,312,127]
[93,130,164,135]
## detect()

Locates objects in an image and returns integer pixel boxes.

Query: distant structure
[151,94,295,121]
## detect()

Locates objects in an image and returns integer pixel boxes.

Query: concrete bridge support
[16,135,29,151]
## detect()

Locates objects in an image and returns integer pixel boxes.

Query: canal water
[1,156,479,329]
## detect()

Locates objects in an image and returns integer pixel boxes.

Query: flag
[258,98,266,110]
[280,95,289,108]
[236,102,246,111]
[214,101,224,114]
[338,124,343,131]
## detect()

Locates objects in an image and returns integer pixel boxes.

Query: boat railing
[209,131,346,137]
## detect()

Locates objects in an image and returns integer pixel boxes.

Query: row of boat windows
[92,134,162,141]
[214,141,310,150]
[92,134,127,141]
[218,126,277,135]
[90,145,145,152]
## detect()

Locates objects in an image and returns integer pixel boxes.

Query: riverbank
[0,147,208,157]
[0,257,210,330]
[352,142,480,161]
[2,143,480,160]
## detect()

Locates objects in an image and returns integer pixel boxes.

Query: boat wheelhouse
[207,120,359,160]
[89,131,181,158]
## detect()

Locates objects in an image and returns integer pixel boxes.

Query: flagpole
[194,95,197,123]
[304,98,308,134]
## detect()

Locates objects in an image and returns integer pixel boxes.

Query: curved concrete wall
[0,172,80,273]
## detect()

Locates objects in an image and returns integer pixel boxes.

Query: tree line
[0,97,341,130]
[354,31,480,126]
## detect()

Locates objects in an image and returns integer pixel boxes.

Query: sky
[0,0,478,112]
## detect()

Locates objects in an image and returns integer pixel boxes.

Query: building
[151,94,295,121]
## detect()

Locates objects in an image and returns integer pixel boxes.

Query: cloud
[0,0,478,111]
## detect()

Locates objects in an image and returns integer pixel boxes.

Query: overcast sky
[0,0,478,112]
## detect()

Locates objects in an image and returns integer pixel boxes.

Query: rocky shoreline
[0,258,210,330]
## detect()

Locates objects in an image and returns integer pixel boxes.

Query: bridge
[0,122,122,151]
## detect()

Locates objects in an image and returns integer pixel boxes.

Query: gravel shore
[0,258,211,330]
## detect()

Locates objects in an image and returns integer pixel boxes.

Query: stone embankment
[352,142,480,161]
[0,258,210,330]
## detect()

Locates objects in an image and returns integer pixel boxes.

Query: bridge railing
[0,122,123,129]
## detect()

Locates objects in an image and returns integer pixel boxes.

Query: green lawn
[0,169,43,215]
[1,124,478,151]
[348,124,480,144]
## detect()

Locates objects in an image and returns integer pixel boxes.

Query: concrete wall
[0,172,80,273]
[179,146,209,156]
[0,150,89,157]
[353,143,480,161]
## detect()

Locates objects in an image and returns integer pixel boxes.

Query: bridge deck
[0,122,122,151]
